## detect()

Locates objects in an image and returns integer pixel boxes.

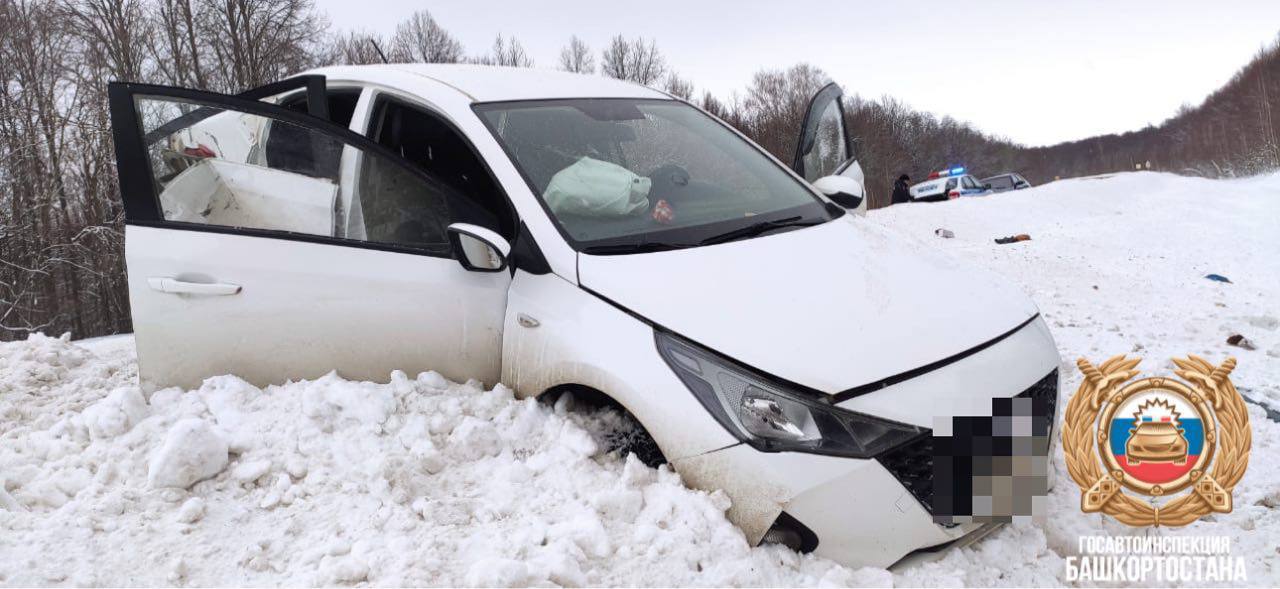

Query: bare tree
[60,0,151,81]
[388,9,463,64]
[600,35,665,85]
[558,35,593,73]
[739,63,830,158]
[470,34,532,67]
[331,30,388,65]
[663,71,693,99]
[196,0,330,91]
[698,90,732,120]
[150,0,209,87]
[1,0,130,338]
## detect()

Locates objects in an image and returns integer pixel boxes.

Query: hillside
[841,36,1280,202]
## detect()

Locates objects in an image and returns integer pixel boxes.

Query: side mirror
[1015,181,1029,189]
[812,175,864,211]
[447,223,510,272]
[983,183,993,190]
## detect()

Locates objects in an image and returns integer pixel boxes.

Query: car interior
[489,103,801,243]
[368,98,516,241]
[266,90,361,178]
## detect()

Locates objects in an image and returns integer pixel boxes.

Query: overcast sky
[316,0,1280,146]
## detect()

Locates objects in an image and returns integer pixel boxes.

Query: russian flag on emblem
[1108,392,1205,484]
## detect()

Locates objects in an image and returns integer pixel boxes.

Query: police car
[908,167,991,202]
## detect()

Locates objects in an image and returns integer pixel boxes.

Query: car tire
[542,385,668,467]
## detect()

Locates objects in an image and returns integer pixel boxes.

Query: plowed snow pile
[2,172,1278,587]
[0,334,872,586]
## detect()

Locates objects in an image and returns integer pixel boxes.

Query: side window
[962,176,977,189]
[262,89,360,176]
[277,89,361,128]
[793,83,852,183]
[800,98,848,182]
[367,97,516,240]
[134,95,456,254]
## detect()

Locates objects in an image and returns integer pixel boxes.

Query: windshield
[474,99,833,252]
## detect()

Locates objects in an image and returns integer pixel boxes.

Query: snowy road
[2,172,1277,586]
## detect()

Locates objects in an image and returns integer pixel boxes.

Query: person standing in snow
[891,174,911,205]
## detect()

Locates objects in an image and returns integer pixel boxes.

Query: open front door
[792,82,868,214]
[109,82,512,392]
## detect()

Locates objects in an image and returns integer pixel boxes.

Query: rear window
[987,176,1014,189]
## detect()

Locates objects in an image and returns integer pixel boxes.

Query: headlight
[655,330,924,458]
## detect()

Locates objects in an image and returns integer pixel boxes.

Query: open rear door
[792,82,868,214]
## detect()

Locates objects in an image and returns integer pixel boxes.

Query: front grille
[1017,369,1060,437]
[878,434,936,511]
[876,370,1059,515]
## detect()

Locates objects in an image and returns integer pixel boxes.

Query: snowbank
[0,336,867,586]
[1,172,1278,586]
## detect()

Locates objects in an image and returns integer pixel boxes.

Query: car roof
[982,173,1018,180]
[307,64,672,103]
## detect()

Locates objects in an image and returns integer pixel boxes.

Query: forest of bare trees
[2,0,1278,341]
[1021,44,1280,180]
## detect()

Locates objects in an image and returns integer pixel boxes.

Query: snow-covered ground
[1,171,1277,587]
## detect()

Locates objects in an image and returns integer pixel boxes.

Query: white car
[107,65,1059,569]
[908,168,992,201]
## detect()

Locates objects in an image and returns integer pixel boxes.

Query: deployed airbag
[543,157,651,217]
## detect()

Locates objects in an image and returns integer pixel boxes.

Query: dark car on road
[982,173,1032,193]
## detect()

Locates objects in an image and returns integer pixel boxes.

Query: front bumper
[671,317,1061,569]
[673,440,969,568]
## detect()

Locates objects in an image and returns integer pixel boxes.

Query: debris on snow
[1227,333,1258,350]
[993,233,1032,244]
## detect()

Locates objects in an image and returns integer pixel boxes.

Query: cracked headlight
[656,330,924,458]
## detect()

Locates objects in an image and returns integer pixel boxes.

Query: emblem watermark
[1065,535,1247,583]
[1062,355,1251,527]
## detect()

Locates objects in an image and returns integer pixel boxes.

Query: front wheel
[545,387,668,467]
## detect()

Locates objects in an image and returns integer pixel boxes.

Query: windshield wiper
[580,241,698,255]
[698,216,821,246]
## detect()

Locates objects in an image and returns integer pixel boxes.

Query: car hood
[577,216,1039,395]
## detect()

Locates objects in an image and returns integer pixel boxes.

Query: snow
[1,172,1278,586]
[147,418,229,489]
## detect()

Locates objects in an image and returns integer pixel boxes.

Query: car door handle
[147,277,242,296]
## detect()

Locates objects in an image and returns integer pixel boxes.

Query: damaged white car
[107,64,1058,568]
